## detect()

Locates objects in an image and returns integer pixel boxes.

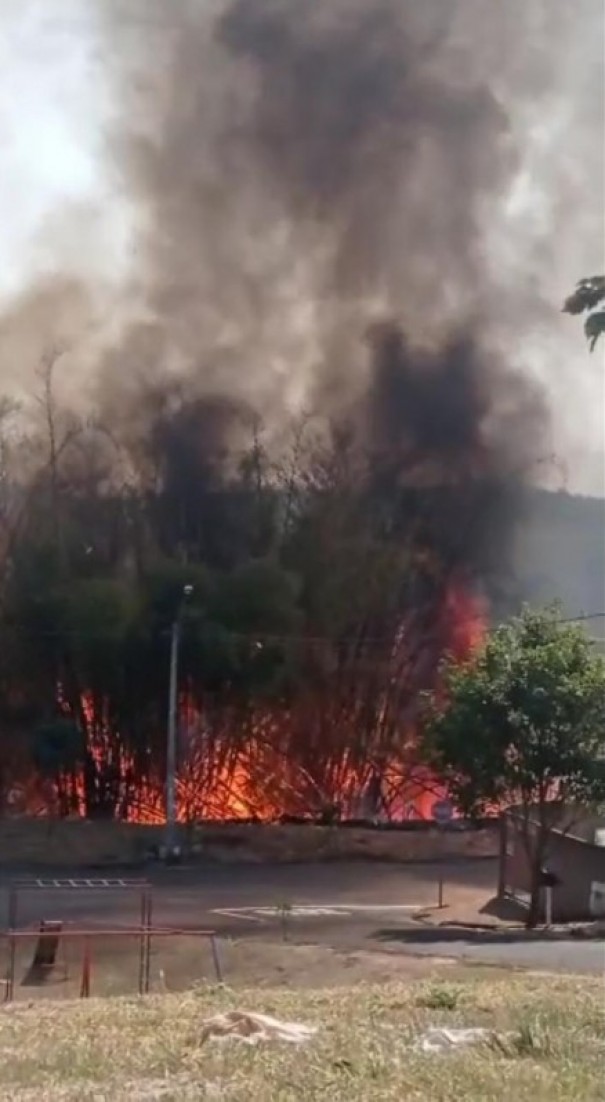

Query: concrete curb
[408,917,605,941]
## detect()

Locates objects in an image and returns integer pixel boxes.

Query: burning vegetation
[1,0,597,820]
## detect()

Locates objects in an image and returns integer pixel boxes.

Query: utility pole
[165,584,193,859]
[165,616,180,854]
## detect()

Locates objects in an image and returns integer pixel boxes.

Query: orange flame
[9,584,486,822]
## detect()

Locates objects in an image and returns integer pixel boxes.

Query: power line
[0,611,603,645]
[557,612,605,625]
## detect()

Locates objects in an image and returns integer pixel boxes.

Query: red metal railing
[1,926,221,1002]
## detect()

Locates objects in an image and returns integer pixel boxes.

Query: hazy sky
[0,2,603,494]
[0,3,128,294]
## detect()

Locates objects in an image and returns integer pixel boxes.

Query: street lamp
[165,584,193,858]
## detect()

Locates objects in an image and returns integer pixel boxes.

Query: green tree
[423,606,605,926]
[0,374,520,821]
[563,275,605,351]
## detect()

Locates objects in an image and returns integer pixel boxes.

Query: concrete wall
[502,811,605,921]
[546,832,605,920]
[0,819,498,868]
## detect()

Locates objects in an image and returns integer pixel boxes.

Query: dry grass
[0,971,603,1101]
[3,936,469,1001]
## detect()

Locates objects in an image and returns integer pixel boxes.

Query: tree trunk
[527,862,543,928]
[526,836,549,928]
[519,799,550,929]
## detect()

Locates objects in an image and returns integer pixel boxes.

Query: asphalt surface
[1,859,603,975]
[374,934,605,974]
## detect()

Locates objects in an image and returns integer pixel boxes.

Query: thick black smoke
[96,1,554,517]
[3,1,602,547]
[215,0,512,295]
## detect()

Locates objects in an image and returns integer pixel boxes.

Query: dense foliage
[0,368,503,820]
[563,275,605,351]
[424,606,605,923]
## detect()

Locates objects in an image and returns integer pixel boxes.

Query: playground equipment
[2,877,221,1001]
[21,919,67,986]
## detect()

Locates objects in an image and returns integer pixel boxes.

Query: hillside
[510,490,605,636]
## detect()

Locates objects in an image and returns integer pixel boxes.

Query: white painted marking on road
[211,909,267,923]
[302,904,423,912]
[210,903,424,922]
[253,907,348,918]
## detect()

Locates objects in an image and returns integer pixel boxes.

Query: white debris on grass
[415,1026,503,1054]
[197,1011,517,1056]
[199,1010,317,1046]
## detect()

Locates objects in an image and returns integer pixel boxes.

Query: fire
[8,584,486,822]
[442,584,487,660]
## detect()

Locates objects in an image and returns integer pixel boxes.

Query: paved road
[1,859,602,974]
[0,859,494,927]
[376,934,605,974]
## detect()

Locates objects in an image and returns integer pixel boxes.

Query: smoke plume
[0,0,602,822]
[2,0,604,491]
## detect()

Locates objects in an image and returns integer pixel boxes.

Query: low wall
[0,819,499,868]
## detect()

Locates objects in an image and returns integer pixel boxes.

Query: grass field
[0,971,602,1101]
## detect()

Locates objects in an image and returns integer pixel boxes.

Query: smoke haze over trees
[0,1,603,817]
[1,1,603,470]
